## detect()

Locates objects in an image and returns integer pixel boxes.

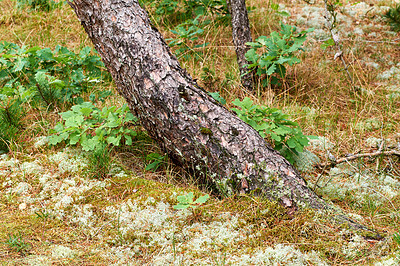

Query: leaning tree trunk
[230,0,254,90]
[68,0,380,238]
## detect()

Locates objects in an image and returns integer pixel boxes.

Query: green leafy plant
[16,0,64,12]
[173,192,209,210]
[232,97,312,164]
[320,38,335,50]
[384,4,400,32]
[0,42,110,108]
[167,16,209,59]
[48,102,138,151]
[208,91,226,105]
[245,23,313,86]
[4,232,31,255]
[145,152,167,171]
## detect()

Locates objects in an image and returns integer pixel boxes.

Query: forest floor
[0,0,399,265]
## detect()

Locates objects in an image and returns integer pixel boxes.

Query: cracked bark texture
[230,0,254,90]
[67,0,326,209]
[68,0,381,238]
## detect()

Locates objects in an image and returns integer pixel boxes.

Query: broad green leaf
[81,138,98,151]
[64,114,84,128]
[245,41,262,48]
[294,143,304,153]
[255,36,269,46]
[35,71,49,87]
[105,112,120,128]
[259,57,274,68]
[48,135,64,145]
[270,133,281,142]
[274,126,291,135]
[13,57,26,72]
[107,135,121,146]
[287,137,298,149]
[177,192,194,204]
[80,107,93,116]
[60,110,75,120]
[145,161,161,171]
[49,78,65,88]
[245,49,259,63]
[79,46,92,59]
[69,133,80,145]
[36,48,53,61]
[208,92,226,105]
[266,63,277,75]
[53,123,65,132]
[24,46,41,54]
[124,112,136,122]
[277,11,290,17]
[321,38,335,50]
[125,135,132,145]
[276,56,292,65]
[297,135,309,145]
[194,194,210,205]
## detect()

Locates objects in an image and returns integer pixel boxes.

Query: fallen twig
[317,148,400,168]
[317,38,400,45]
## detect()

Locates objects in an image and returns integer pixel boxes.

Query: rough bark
[230,0,254,90]
[68,0,380,238]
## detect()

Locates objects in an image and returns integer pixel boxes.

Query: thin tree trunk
[68,0,380,238]
[230,0,254,90]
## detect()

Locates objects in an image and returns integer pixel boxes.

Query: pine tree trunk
[68,0,380,238]
[230,0,254,90]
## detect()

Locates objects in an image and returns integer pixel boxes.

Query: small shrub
[173,192,210,222]
[173,192,209,220]
[0,42,110,109]
[232,97,312,164]
[48,102,138,151]
[245,23,313,87]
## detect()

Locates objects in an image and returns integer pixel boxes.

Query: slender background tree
[229,0,254,90]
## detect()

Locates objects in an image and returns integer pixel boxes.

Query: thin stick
[318,148,400,168]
